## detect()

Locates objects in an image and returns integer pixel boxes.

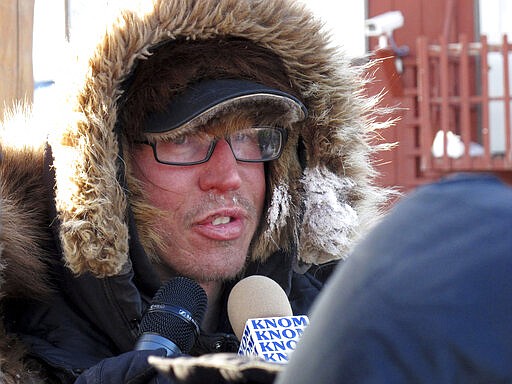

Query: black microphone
[135,276,208,356]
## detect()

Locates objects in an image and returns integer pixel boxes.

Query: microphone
[136,276,208,356]
[227,275,309,364]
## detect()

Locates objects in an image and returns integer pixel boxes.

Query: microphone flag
[237,315,309,364]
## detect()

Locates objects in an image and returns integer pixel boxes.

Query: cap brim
[144,79,307,133]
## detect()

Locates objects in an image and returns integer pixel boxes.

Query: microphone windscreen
[227,275,293,340]
[139,276,207,353]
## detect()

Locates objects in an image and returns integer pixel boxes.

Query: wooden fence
[417,34,512,173]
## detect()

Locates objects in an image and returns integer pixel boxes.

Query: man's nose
[198,139,242,192]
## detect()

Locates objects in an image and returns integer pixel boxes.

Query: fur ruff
[0,107,53,383]
[20,0,390,277]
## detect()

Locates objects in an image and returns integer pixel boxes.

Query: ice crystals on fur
[299,166,359,264]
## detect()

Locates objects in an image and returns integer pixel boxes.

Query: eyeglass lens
[153,127,283,164]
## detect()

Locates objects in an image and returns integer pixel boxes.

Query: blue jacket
[278,174,512,383]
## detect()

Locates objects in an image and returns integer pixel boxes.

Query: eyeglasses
[137,126,287,166]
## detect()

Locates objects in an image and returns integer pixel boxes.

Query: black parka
[0,0,390,382]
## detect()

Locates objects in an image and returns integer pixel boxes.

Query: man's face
[131,117,266,283]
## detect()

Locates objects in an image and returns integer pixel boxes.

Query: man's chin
[190,266,245,284]
[159,246,249,283]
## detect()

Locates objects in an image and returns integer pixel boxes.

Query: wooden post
[439,35,451,170]
[459,34,471,169]
[480,35,491,165]
[0,0,34,119]
[417,36,433,174]
[502,35,512,165]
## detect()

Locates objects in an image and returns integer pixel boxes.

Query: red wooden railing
[417,34,512,174]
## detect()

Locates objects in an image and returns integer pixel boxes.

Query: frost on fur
[265,183,291,244]
[299,166,359,264]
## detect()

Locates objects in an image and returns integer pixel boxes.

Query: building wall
[480,0,512,154]
[367,0,477,191]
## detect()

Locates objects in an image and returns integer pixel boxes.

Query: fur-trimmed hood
[3,0,389,281]
[49,0,387,279]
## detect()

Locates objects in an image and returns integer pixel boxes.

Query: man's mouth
[211,216,232,226]
[191,206,250,240]
[193,212,244,241]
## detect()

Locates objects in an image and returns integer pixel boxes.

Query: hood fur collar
[48,0,391,277]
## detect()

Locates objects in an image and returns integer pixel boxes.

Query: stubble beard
[161,191,260,283]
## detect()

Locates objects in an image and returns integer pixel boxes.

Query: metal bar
[503,35,512,165]
[442,0,456,42]
[430,95,504,103]
[480,35,491,164]
[459,34,472,168]
[439,35,451,169]
[417,36,433,172]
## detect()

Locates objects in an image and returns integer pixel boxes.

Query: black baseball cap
[144,78,307,133]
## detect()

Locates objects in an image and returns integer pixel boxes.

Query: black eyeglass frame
[136,126,288,166]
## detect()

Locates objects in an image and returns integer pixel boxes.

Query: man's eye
[232,132,251,142]
[170,135,189,145]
